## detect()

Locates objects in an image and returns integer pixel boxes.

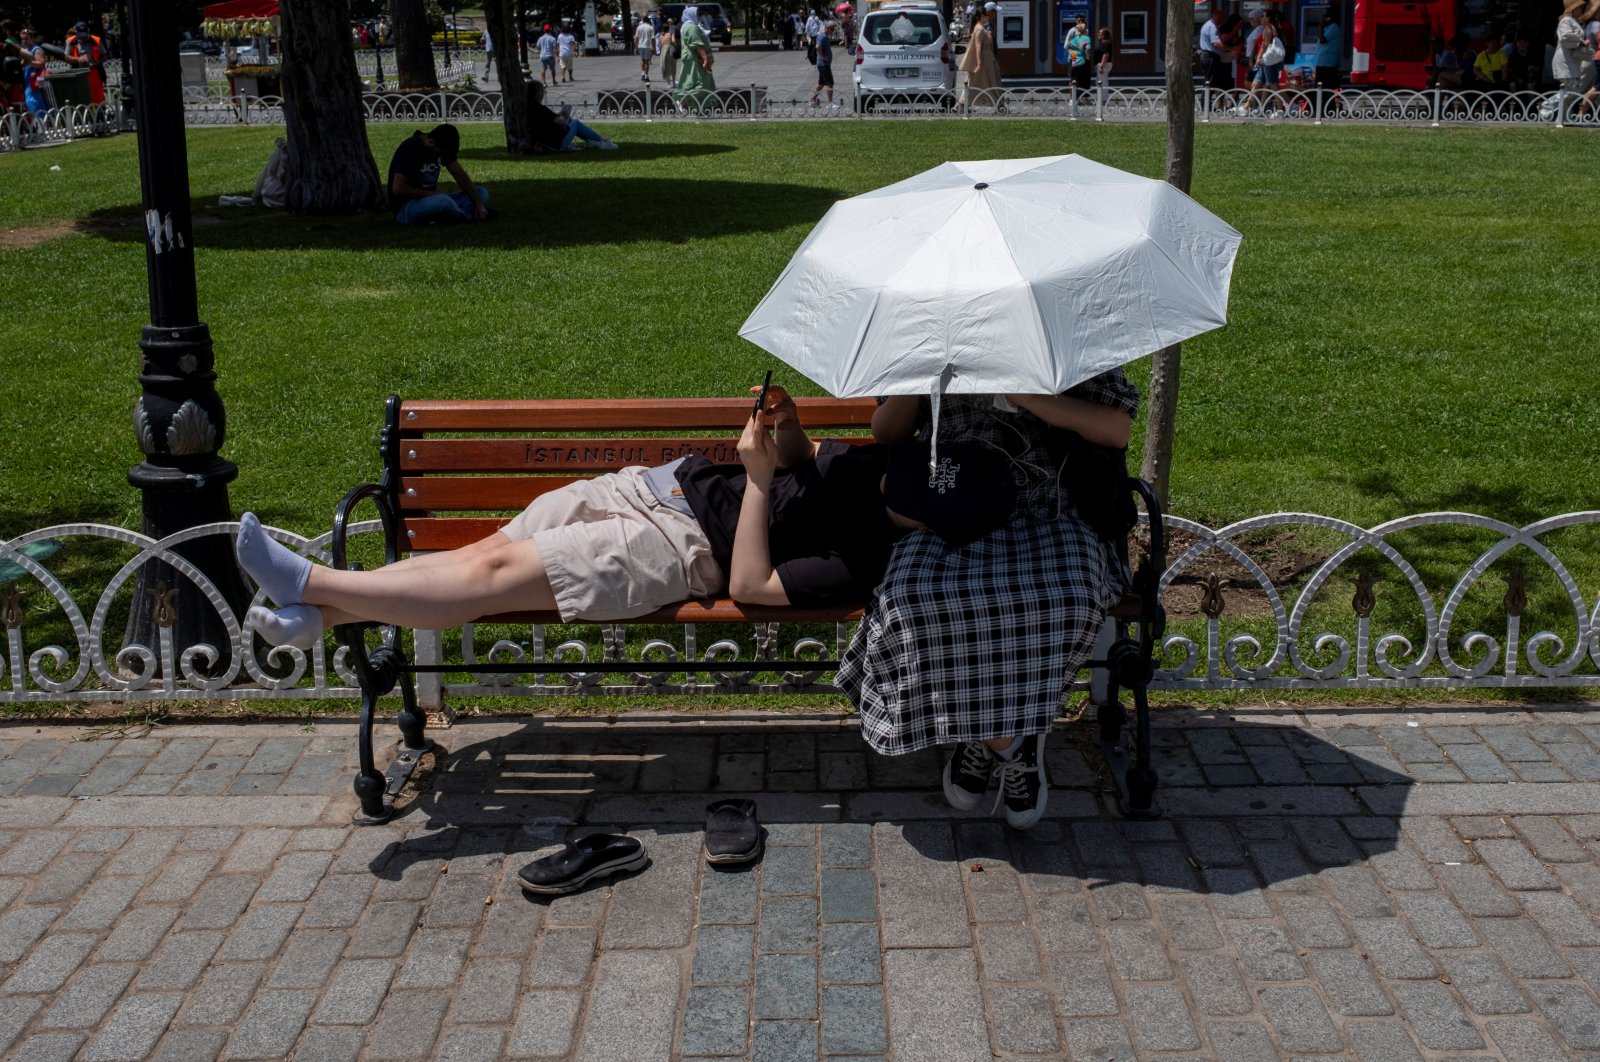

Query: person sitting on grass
[386,124,493,225]
[527,82,619,152]
[236,384,1017,650]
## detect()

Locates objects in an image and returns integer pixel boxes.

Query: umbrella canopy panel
[739,154,1242,399]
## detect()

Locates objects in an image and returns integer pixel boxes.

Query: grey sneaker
[596,138,620,150]
[942,741,996,811]
[996,733,1048,830]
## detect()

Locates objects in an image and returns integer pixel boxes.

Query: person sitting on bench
[237,384,1017,648]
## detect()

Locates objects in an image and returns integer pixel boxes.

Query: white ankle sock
[235,512,312,607]
[248,604,324,649]
[996,736,1025,761]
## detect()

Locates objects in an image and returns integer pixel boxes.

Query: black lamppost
[124,0,249,656]
[373,40,386,89]
[444,2,454,67]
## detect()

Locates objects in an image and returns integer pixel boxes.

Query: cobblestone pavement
[6,705,1600,1060]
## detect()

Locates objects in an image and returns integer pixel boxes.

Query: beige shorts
[500,467,724,622]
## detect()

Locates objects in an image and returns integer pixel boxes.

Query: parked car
[659,3,733,45]
[178,36,222,57]
[852,3,955,105]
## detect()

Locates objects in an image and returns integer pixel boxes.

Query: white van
[852,4,956,104]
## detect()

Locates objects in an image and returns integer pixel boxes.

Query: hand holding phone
[751,370,773,421]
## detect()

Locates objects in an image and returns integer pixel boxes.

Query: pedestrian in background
[959,3,1001,110]
[483,23,496,78]
[810,19,837,106]
[557,25,577,81]
[1092,26,1114,111]
[1314,6,1340,93]
[635,14,657,80]
[660,17,681,83]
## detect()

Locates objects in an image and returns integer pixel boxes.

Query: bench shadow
[360,715,1414,904]
[75,175,844,253]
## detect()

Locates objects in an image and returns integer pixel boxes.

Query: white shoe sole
[1004,780,1048,830]
[942,762,987,811]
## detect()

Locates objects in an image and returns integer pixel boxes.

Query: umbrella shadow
[74,176,844,253]
[359,715,1412,906]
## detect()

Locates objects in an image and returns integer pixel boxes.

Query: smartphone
[752,370,773,420]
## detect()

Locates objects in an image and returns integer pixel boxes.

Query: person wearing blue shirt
[1314,6,1341,92]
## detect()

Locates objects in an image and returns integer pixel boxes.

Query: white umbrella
[738,154,1242,400]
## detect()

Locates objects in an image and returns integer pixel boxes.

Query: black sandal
[704,799,764,865]
[518,833,650,895]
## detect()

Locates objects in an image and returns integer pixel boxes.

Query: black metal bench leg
[395,671,428,753]
[1124,680,1160,818]
[352,677,391,825]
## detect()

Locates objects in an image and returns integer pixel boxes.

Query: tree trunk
[279,0,385,213]
[1140,0,1197,506]
[483,0,536,153]
[390,0,440,90]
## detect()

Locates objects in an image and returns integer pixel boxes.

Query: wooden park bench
[330,394,1168,824]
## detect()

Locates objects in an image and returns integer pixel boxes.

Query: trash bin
[49,66,92,107]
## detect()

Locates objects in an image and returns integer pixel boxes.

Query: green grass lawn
[1,119,1596,710]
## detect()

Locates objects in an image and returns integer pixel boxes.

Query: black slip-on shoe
[704,798,764,865]
[518,833,649,895]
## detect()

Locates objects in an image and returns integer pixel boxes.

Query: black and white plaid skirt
[837,506,1122,757]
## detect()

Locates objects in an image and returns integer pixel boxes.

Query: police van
[852,2,956,104]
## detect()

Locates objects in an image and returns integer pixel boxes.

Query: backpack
[1046,428,1137,544]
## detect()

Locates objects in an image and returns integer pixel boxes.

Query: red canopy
[203,0,279,19]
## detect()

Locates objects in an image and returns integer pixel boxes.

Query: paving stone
[823,922,883,984]
[1126,984,1201,1051]
[1204,1020,1280,1062]
[1352,919,1437,979]
[681,986,750,1056]
[72,829,132,852]
[300,873,378,929]
[1391,981,1485,1050]
[395,928,471,988]
[1512,760,1575,782]
[267,931,349,989]
[346,901,422,959]
[435,1027,504,1062]
[170,757,246,795]
[221,829,290,874]
[289,1026,364,1062]
[531,926,598,987]
[755,953,819,1019]
[1360,841,1435,890]
[313,960,396,1024]
[1106,924,1173,980]
[1487,1019,1573,1061]
[821,822,872,867]
[1202,868,1273,918]
[1279,895,1352,949]
[749,1020,817,1062]
[444,960,520,1026]
[1308,950,1394,1016]
[0,999,43,1058]
[222,990,318,1060]
[1133,844,1202,894]
[365,991,450,1060]
[94,907,179,963]
[760,896,819,954]
[506,990,582,1058]
[40,963,138,1029]
[1480,918,1573,978]
[0,830,71,875]
[599,829,696,950]
[1393,891,1479,948]
[1090,880,1152,921]
[1064,1018,1138,1062]
[60,878,143,931]
[84,994,183,1062]
[1475,838,1559,889]
[143,738,212,775]
[1347,1021,1425,1062]
[12,1033,86,1062]
[1437,862,1520,916]
[1379,726,1448,764]
[683,916,757,988]
[1051,954,1119,1016]
[71,756,148,797]
[1520,890,1600,946]
[1228,923,1306,981]
[1290,818,1362,866]
[1438,953,1531,1015]
[1159,898,1223,950]
[177,962,266,1026]
[761,843,817,896]
[1444,743,1514,782]
[884,949,989,1060]
[215,903,300,961]
[1511,816,1589,862]
[1546,743,1600,781]
[875,822,968,948]
[1181,955,1252,1015]
[822,868,878,923]
[5,933,96,993]
[1479,726,1552,762]
[1528,983,1600,1050]
[140,853,220,903]
[1320,865,1397,917]
[1260,984,1344,1052]
[1034,894,1097,953]
[1399,817,1473,864]
[1242,744,1310,784]
[822,984,888,1055]
[25,852,107,904]
[107,830,180,875]
[697,864,758,924]
[135,930,224,990]
[575,952,680,1062]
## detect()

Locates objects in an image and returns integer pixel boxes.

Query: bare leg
[302,536,559,629]
[369,531,513,576]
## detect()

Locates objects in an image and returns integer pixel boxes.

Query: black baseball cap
[883,439,1017,549]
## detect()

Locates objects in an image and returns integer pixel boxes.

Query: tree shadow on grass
[77,175,844,253]
[452,141,738,164]
[1340,468,1543,526]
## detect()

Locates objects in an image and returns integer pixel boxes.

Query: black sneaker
[997,733,1048,830]
[942,740,996,811]
[518,833,649,895]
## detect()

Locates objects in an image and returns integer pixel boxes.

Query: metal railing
[3,511,1597,706]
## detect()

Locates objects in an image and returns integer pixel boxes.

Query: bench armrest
[331,482,400,572]
[1126,476,1167,641]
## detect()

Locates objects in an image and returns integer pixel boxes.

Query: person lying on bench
[236,384,1017,648]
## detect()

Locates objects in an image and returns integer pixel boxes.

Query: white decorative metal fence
[3,512,1597,708]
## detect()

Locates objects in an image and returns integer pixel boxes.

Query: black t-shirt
[386,133,441,214]
[1091,41,1114,64]
[675,441,897,606]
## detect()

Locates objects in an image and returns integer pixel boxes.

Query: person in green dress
[673,5,717,111]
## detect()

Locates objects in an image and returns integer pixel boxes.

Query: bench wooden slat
[399,397,877,432]
[403,517,512,551]
[398,435,875,474]
[400,477,585,511]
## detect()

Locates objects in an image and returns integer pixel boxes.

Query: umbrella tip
[973,182,989,190]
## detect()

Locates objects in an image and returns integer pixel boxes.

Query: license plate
[885,66,917,77]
